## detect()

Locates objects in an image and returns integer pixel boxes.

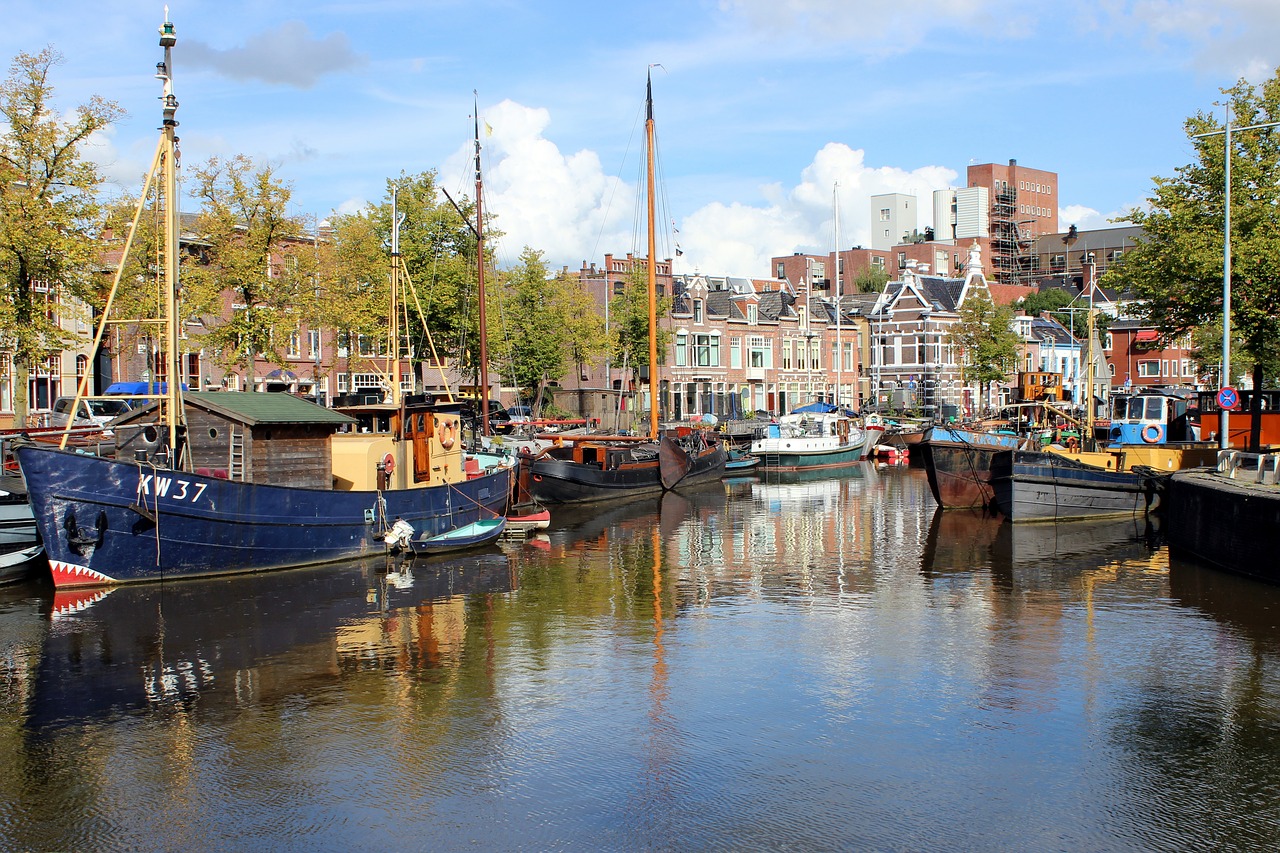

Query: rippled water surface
[3,466,1280,851]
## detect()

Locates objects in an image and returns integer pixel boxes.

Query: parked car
[48,396,132,431]
[490,405,533,435]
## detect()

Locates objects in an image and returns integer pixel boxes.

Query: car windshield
[87,399,131,416]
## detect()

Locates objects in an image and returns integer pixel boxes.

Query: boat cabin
[330,395,470,490]
[1107,391,1195,444]
[112,391,356,488]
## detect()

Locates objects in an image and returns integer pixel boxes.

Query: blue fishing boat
[15,16,510,590]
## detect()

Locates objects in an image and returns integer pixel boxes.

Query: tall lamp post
[1193,106,1280,449]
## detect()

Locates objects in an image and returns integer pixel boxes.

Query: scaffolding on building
[989,185,1040,286]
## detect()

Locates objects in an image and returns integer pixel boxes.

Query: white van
[49,396,132,431]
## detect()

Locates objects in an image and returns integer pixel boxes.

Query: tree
[851,266,891,294]
[950,289,1021,412]
[608,266,673,380]
[0,48,123,424]
[182,155,315,378]
[1104,71,1280,394]
[487,248,608,408]
[313,209,389,389]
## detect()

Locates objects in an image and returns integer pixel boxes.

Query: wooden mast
[389,186,404,407]
[158,12,186,463]
[646,70,659,440]
[475,95,491,437]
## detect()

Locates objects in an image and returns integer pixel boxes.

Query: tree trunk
[1249,362,1265,452]
[12,355,30,428]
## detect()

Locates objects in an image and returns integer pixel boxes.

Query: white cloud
[468,104,963,278]
[184,21,365,89]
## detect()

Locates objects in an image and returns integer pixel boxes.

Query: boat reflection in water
[25,553,514,732]
[922,507,1163,583]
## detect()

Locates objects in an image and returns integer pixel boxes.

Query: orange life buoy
[1141,424,1162,444]
[382,452,395,474]
[439,420,456,450]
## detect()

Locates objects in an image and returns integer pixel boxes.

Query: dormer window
[747,304,758,325]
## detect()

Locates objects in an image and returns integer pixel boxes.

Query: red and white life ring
[382,452,395,474]
[1141,424,1162,444]
[438,420,456,450]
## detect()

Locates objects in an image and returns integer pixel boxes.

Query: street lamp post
[1193,107,1280,449]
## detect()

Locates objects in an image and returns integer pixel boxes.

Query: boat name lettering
[137,474,209,503]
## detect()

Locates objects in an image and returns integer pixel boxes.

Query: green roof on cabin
[182,391,356,426]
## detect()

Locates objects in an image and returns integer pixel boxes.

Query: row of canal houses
[6,225,1195,430]
[570,237,1192,428]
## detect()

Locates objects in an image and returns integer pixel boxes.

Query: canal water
[2,466,1280,851]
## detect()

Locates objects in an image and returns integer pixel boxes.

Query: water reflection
[3,468,1280,850]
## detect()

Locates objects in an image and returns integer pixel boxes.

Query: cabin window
[209,428,219,439]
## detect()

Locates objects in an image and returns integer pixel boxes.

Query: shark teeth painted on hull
[51,588,113,617]
[49,560,116,589]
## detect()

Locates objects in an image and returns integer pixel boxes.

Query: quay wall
[1167,470,1280,583]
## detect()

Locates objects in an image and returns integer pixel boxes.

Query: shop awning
[1134,330,1159,343]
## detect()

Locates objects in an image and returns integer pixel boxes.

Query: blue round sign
[1216,386,1240,410]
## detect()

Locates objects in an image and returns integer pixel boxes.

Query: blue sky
[5,0,1278,277]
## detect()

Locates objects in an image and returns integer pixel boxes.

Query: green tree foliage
[487,248,607,406]
[182,155,314,375]
[851,266,890,294]
[313,209,389,384]
[608,266,672,378]
[950,289,1021,410]
[0,48,122,423]
[1104,71,1280,388]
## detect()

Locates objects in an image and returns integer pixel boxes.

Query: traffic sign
[1216,386,1240,410]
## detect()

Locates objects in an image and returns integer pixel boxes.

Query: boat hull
[990,450,1153,522]
[16,445,511,588]
[750,440,864,472]
[920,427,1028,510]
[410,517,506,555]
[524,442,725,504]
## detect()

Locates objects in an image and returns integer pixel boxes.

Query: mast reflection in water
[3,468,1280,851]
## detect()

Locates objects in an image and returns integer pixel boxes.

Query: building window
[747,304,758,325]
[1137,360,1161,378]
[749,336,772,369]
[693,300,703,324]
[776,262,785,279]
[288,330,301,358]
[693,334,719,367]
[872,256,885,270]
[782,339,793,370]
[309,329,322,360]
[730,337,742,369]
[809,340,820,370]
[880,208,890,221]
[897,252,906,269]
[675,333,687,367]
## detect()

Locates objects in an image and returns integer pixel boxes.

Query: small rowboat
[409,517,507,556]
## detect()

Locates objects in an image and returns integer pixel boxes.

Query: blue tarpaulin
[105,381,187,395]
[790,401,860,417]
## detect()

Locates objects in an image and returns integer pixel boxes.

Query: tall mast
[389,186,404,406]
[833,183,841,410]
[475,94,490,436]
[646,70,659,439]
[158,11,185,458]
